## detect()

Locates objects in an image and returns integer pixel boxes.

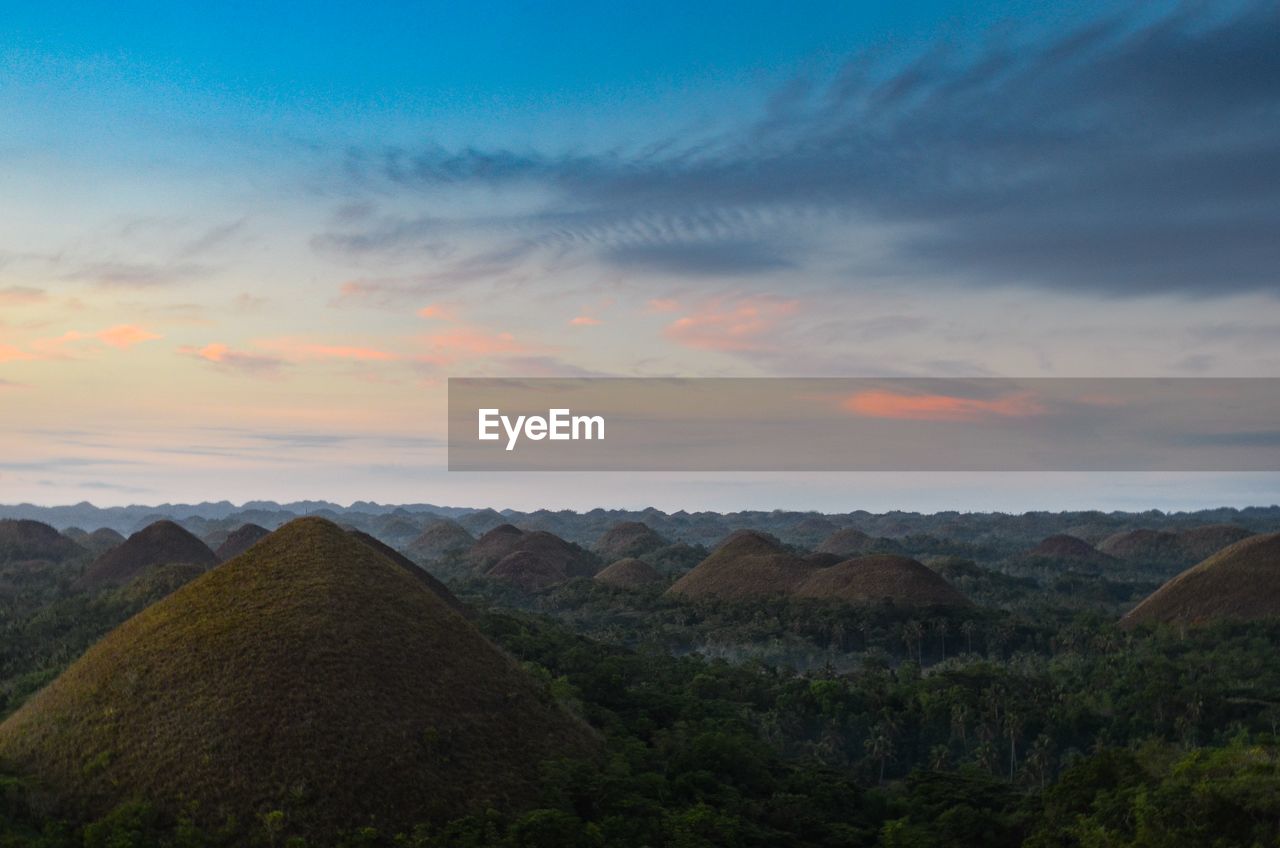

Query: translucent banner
[448,378,1280,471]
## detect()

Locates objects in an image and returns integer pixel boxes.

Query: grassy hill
[0,517,597,840]
[1122,532,1280,628]
[594,557,664,589]
[77,520,218,589]
[793,554,971,607]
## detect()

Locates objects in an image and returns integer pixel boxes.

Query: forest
[0,506,1278,847]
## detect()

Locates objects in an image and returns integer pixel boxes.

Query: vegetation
[1,508,1278,845]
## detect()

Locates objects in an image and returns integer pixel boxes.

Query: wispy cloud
[664,296,799,352]
[0,286,47,306]
[180,343,286,374]
[97,325,162,349]
[326,3,1280,298]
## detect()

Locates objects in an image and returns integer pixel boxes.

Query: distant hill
[77,521,218,589]
[406,519,474,562]
[0,517,597,838]
[0,519,85,564]
[458,508,508,535]
[1026,534,1112,562]
[486,551,569,592]
[667,531,815,601]
[1098,528,1182,561]
[594,558,663,589]
[214,523,270,561]
[793,555,970,607]
[1121,533,1280,628]
[468,525,597,580]
[594,521,667,560]
[1177,524,1254,561]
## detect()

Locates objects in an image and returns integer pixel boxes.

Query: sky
[1,0,1278,511]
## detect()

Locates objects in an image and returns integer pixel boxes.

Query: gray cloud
[329,2,1280,297]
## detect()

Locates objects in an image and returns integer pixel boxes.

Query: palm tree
[960,620,978,655]
[1026,734,1053,789]
[950,702,970,747]
[1005,712,1025,780]
[931,617,949,659]
[865,725,895,785]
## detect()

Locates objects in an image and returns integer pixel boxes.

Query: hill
[0,520,85,564]
[594,521,667,560]
[793,555,971,607]
[0,517,596,838]
[1121,533,1280,628]
[594,558,664,589]
[77,520,218,589]
[348,530,472,618]
[817,528,904,557]
[468,525,597,578]
[1027,534,1111,562]
[406,519,475,562]
[667,531,815,601]
[486,551,569,592]
[1098,528,1182,561]
[214,523,270,561]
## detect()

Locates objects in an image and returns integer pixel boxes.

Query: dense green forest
[2,514,1279,847]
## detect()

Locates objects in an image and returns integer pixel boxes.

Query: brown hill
[594,558,663,589]
[214,523,271,561]
[77,520,218,589]
[406,520,475,562]
[0,517,596,839]
[668,532,814,601]
[793,555,971,607]
[468,525,596,579]
[348,530,472,618]
[86,528,126,556]
[486,551,568,592]
[458,508,507,535]
[1121,532,1280,628]
[817,528,903,557]
[0,519,85,564]
[1098,528,1182,561]
[1177,524,1254,561]
[594,521,666,560]
[1027,534,1109,561]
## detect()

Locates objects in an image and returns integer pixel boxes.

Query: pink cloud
[842,390,1046,422]
[664,297,799,352]
[97,325,162,349]
[0,286,47,306]
[417,304,457,321]
[646,298,679,313]
[179,343,284,374]
[257,338,400,362]
[0,344,35,363]
[569,315,601,326]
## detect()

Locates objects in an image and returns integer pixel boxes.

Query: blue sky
[1,1,1278,510]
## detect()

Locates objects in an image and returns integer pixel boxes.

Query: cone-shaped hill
[594,558,664,589]
[214,523,271,561]
[594,521,667,560]
[1098,528,1182,561]
[77,520,218,589]
[469,525,597,580]
[1121,533,1280,629]
[1026,534,1111,562]
[793,555,971,608]
[0,519,86,564]
[817,528,904,557]
[85,528,126,556]
[348,529,472,619]
[0,517,596,838]
[406,519,475,562]
[667,531,815,601]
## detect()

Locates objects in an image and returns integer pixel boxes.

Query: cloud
[569,315,601,326]
[96,325,162,349]
[0,344,35,363]
[0,286,47,306]
[64,261,211,288]
[335,3,1280,297]
[256,339,400,362]
[417,304,456,321]
[842,390,1046,422]
[664,297,799,352]
[418,327,534,362]
[180,343,285,374]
